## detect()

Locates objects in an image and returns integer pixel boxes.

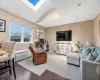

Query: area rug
[40,70,69,80]
[18,53,68,79]
[18,53,81,80]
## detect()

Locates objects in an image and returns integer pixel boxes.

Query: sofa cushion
[82,47,91,56]
[80,54,86,60]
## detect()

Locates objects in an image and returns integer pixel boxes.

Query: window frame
[9,22,33,43]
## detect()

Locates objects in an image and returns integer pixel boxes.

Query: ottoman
[67,52,80,66]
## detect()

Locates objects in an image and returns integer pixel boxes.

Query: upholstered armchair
[28,44,47,65]
[0,41,16,79]
[0,41,16,61]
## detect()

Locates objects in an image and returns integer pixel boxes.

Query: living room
[0,0,100,80]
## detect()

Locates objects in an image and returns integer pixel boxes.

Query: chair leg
[8,60,12,75]
[5,62,7,70]
[12,58,16,79]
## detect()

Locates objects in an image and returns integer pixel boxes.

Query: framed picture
[0,19,6,32]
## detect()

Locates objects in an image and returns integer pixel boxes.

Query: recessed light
[76,17,79,19]
[77,3,82,6]
[59,21,61,22]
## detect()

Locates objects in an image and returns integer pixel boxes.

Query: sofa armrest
[82,60,100,65]
[80,60,100,80]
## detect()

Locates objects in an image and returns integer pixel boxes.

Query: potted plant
[75,41,83,52]
[35,41,40,48]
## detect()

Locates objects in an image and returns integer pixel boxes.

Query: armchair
[28,44,47,65]
[0,41,16,79]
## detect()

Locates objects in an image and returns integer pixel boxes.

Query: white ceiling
[0,0,53,22]
[0,0,100,27]
[38,0,100,27]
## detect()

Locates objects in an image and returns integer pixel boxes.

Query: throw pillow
[94,46,100,55]
[90,47,95,54]
[86,52,98,61]
[92,52,98,60]
[86,54,91,60]
[82,47,91,56]
[86,54,95,61]
[94,54,100,62]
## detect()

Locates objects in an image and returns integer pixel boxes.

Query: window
[24,27,31,42]
[10,23,32,43]
[21,0,46,11]
[10,24,21,42]
[28,0,39,6]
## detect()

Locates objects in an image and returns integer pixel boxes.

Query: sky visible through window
[10,24,21,36]
[10,23,31,37]
[24,27,31,37]
[28,0,39,6]
[10,23,32,42]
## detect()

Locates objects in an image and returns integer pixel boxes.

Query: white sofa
[67,52,100,80]
[67,52,82,66]
[81,60,100,80]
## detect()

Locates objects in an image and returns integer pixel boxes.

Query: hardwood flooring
[0,64,69,80]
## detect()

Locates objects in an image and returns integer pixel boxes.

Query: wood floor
[0,64,69,80]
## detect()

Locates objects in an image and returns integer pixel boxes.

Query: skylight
[28,0,39,6]
[21,0,46,11]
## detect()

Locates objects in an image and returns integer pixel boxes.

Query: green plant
[35,41,40,47]
[75,41,83,51]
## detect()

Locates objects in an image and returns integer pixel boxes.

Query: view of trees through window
[10,23,32,42]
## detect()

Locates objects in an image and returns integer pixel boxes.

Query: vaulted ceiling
[0,0,100,27]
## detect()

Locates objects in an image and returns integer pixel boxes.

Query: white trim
[21,26,23,43]
[15,49,28,54]
[21,0,46,11]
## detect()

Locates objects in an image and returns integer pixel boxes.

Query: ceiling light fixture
[77,3,82,6]
[58,21,61,22]
[76,17,79,19]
